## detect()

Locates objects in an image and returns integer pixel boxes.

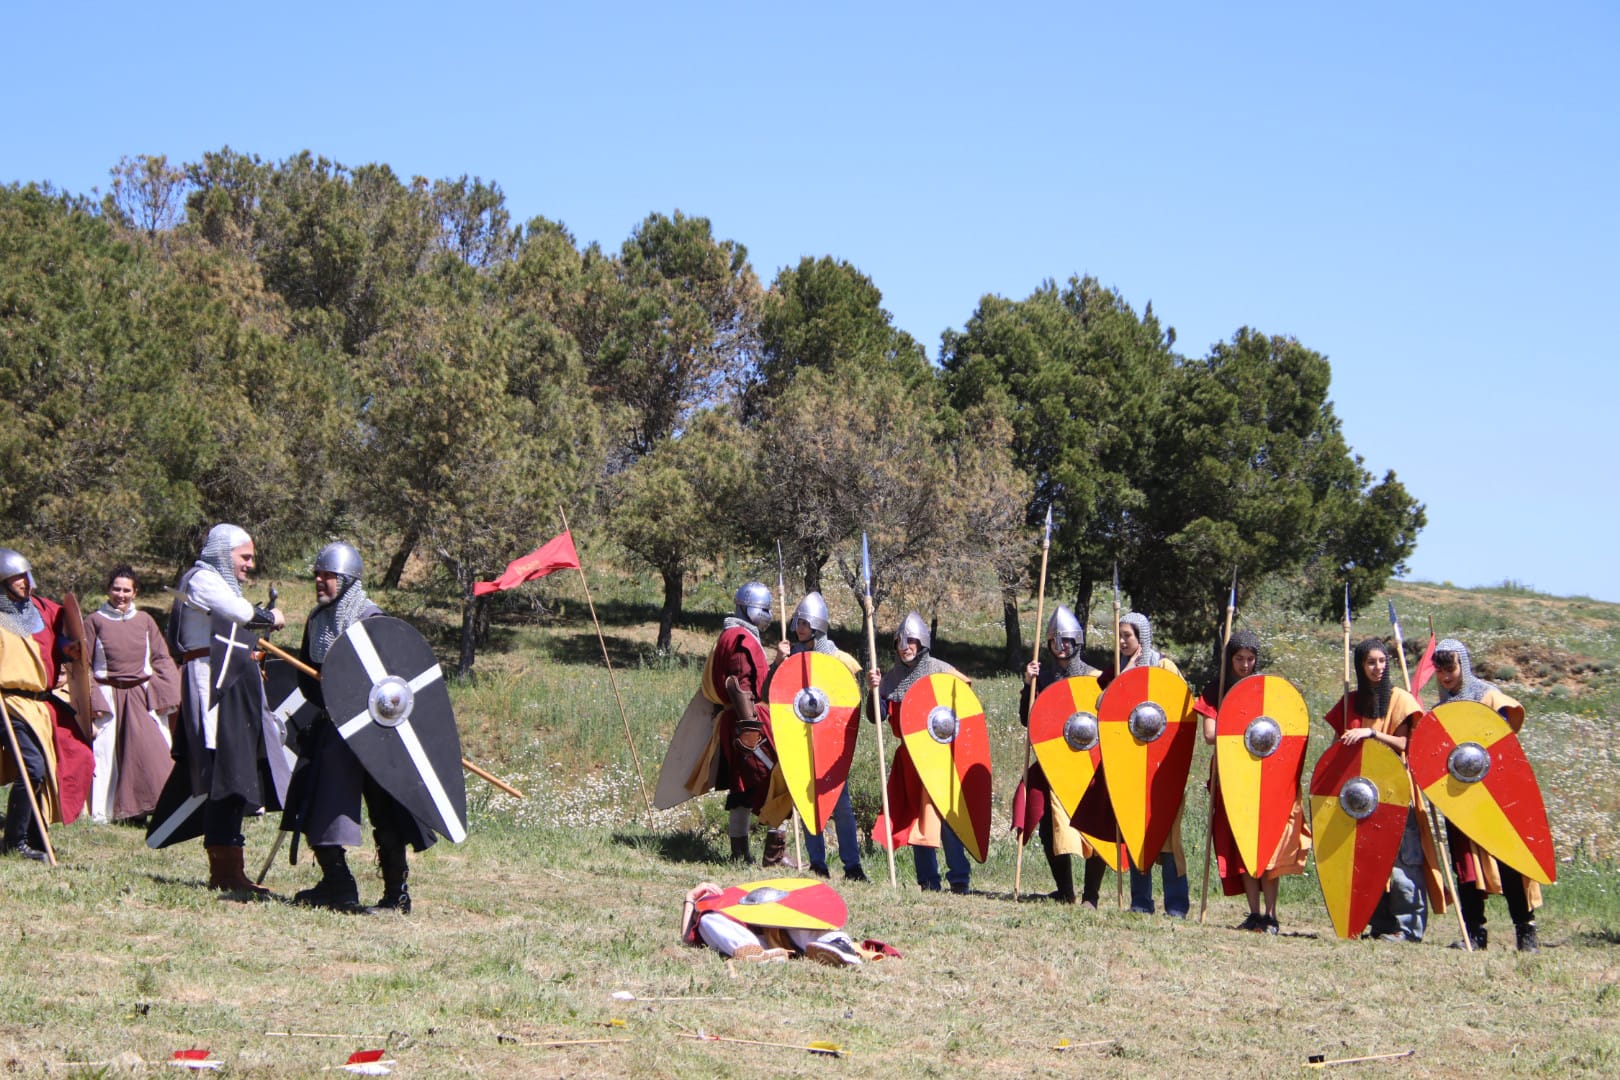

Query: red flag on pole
[473,532,582,596]
[1411,631,1438,695]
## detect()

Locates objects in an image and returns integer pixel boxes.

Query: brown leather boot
[206,844,269,895]
[761,828,797,869]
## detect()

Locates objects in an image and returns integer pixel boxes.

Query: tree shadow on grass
[613,828,726,865]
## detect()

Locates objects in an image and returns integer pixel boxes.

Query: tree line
[0,150,1424,675]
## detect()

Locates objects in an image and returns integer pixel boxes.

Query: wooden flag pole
[559,506,653,820]
[1012,507,1052,900]
[1197,568,1238,924]
[862,535,899,889]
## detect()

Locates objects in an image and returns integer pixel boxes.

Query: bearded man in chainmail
[866,612,973,893]
[1015,606,1100,905]
[166,524,285,892]
[770,592,867,882]
[1326,637,1431,941]
[703,582,795,866]
[1099,612,1191,916]
[0,548,95,861]
[284,542,435,913]
[1432,637,1542,951]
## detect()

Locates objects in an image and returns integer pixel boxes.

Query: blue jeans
[1366,808,1428,941]
[1130,851,1189,916]
[803,787,863,874]
[914,825,971,891]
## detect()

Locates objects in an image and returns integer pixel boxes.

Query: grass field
[1,569,1616,1077]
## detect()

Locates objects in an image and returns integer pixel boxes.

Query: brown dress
[84,605,181,821]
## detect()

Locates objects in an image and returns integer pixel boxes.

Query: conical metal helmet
[793,591,830,634]
[734,581,773,628]
[897,611,931,652]
[1048,604,1084,653]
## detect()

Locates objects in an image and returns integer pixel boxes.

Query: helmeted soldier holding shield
[160,524,285,892]
[707,581,794,866]
[772,591,867,882]
[1019,605,1101,904]
[284,542,437,913]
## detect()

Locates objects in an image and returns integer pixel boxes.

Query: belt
[180,648,209,663]
[3,688,57,702]
[97,676,150,689]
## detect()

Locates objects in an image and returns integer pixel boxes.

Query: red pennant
[1411,632,1437,695]
[473,531,581,596]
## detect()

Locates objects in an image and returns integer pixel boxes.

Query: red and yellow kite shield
[1097,666,1196,868]
[1029,676,1104,823]
[1408,701,1556,885]
[695,877,848,931]
[1215,674,1310,877]
[898,673,993,863]
[1309,737,1410,939]
[766,652,862,835]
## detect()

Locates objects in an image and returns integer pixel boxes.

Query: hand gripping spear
[1388,598,1471,950]
[1112,561,1125,909]
[1012,506,1053,901]
[776,539,804,872]
[861,534,900,889]
[1197,568,1238,924]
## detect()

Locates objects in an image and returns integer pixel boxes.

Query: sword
[862,533,899,890]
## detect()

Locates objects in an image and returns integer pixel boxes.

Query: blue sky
[6,2,1616,599]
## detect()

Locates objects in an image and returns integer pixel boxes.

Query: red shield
[59,593,96,740]
[1408,701,1556,885]
[898,673,993,862]
[1097,666,1196,868]
[1028,675,1104,820]
[765,653,861,834]
[1309,738,1409,939]
[695,876,848,931]
[1214,674,1310,876]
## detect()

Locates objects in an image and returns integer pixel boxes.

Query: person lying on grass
[680,880,897,967]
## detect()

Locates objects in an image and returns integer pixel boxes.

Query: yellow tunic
[0,626,65,823]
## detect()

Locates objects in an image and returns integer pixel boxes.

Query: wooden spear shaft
[1389,603,1471,951]
[862,536,899,890]
[257,638,526,800]
[558,506,653,820]
[776,540,804,871]
[1113,563,1124,909]
[1012,509,1052,901]
[1198,570,1237,924]
[0,692,56,866]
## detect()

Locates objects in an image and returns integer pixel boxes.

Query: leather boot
[366,832,411,914]
[1,783,47,862]
[294,845,360,909]
[1047,853,1076,903]
[1080,855,1108,908]
[206,844,269,895]
[761,828,797,869]
[729,835,752,864]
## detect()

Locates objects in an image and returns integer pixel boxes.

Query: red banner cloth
[473,532,581,596]
[1411,632,1437,696]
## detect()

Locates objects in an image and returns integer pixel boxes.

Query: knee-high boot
[367,830,411,914]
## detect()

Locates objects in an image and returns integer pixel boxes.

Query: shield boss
[1063,711,1100,752]
[1339,777,1380,820]
[793,686,830,725]
[926,706,959,744]
[1447,742,1491,784]
[1128,701,1168,743]
[1243,716,1283,758]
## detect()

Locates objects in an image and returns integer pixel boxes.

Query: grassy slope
[1,574,1616,1078]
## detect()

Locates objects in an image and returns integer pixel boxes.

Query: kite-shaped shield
[59,592,96,740]
[654,691,720,810]
[1097,666,1196,868]
[1309,738,1410,939]
[1215,674,1310,877]
[1029,675,1104,821]
[322,617,467,843]
[695,876,848,931]
[766,653,861,834]
[898,673,992,863]
[1408,700,1555,885]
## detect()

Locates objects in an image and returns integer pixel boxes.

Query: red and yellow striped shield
[898,673,993,863]
[696,877,848,931]
[1029,675,1104,820]
[1097,666,1197,868]
[766,653,862,834]
[1309,738,1409,940]
[1215,674,1310,877]
[1408,701,1556,885]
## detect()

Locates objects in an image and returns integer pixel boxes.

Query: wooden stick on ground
[1305,1049,1415,1068]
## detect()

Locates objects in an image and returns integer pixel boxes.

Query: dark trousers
[203,796,247,847]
